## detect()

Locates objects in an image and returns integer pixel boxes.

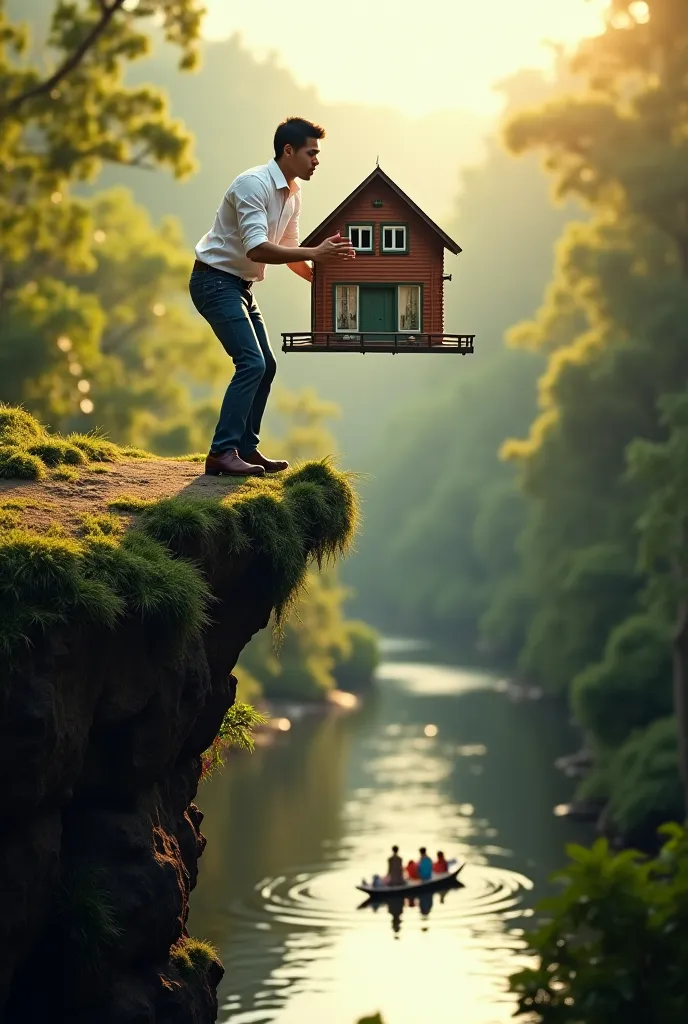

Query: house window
[335,285,358,331]
[382,225,407,252]
[398,285,420,331]
[348,225,373,252]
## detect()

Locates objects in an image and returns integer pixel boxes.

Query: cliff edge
[0,407,357,1023]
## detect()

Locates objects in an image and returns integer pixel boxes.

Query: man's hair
[392,845,399,854]
[419,847,427,855]
[274,117,326,158]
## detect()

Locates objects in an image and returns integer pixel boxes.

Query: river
[189,640,591,1024]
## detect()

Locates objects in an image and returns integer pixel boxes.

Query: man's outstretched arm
[247,238,354,265]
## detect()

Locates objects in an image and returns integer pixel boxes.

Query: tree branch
[0,0,127,124]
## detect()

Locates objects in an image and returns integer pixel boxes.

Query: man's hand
[312,233,356,263]
[288,261,314,283]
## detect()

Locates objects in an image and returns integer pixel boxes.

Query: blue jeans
[189,267,276,455]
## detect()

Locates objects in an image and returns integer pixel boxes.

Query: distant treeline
[352,11,688,850]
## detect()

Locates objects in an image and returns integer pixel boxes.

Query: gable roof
[300,166,462,254]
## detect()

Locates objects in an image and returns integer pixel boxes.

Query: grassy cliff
[0,405,358,1024]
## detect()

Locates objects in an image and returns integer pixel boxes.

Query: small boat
[356,864,464,898]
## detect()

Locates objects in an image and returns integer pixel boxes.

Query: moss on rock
[0,406,358,659]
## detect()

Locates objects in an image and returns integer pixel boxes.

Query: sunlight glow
[201,0,608,117]
[628,1,650,23]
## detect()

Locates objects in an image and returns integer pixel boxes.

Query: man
[190,117,355,477]
[387,845,404,886]
[417,847,433,882]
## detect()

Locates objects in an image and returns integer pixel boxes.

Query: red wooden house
[281,165,475,355]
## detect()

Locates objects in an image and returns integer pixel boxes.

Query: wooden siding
[309,179,445,334]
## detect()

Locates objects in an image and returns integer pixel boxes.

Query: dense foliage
[351,0,688,841]
[510,824,688,1024]
[0,0,222,450]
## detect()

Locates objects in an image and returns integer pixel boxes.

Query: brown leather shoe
[239,449,289,474]
[205,449,265,477]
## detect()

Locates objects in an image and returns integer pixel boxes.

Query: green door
[359,287,395,339]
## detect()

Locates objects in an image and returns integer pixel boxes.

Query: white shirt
[195,159,301,282]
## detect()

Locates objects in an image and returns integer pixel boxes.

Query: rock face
[0,553,275,1024]
[0,409,357,1023]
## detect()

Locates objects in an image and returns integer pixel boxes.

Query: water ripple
[224,860,532,935]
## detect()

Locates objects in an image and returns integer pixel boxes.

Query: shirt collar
[268,158,300,194]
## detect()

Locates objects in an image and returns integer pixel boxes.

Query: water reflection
[358,879,464,936]
[189,649,591,1024]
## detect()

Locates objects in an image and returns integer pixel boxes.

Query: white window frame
[347,225,373,252]
[381,225,407,252]
[335,284,359,333]
[397,284,421,332]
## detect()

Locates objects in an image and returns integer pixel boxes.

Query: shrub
[333,619,380,691]
[604,717,683,847]
[571,614,673,748]
[510,824,688,1024]
[201,702,267,779]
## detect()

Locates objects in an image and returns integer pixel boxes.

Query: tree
[501,0,688,716]
[1,185,224,446]
[628,393,688,818]
[0,0,206,436]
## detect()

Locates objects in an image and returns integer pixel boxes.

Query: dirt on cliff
[0,459,244,536]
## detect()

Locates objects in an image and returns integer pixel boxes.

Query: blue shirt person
[418,847,433,881]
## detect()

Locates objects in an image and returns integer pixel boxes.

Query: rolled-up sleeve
[231,175,270,255]
[281,194,300,247]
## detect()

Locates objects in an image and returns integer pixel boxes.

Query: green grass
[56,866,123,978]
[0,404,156,480]
[28,440,87,467]
[52,465,81,482]
[107,495,153,512]
[201,701,268,779]
[170,936,220,977]
[1,407,359,669]
[78,513,124,539]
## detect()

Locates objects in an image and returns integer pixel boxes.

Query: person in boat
[406,858,420,881]
[433,851,449,874]
[417,847,433,882]
[387,845,404,886]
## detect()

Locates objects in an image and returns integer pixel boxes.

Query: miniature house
[281,165,475,355]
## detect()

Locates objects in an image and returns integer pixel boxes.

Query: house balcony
[281,332,475,354]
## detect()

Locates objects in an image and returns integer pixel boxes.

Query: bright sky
[202,0,608,117]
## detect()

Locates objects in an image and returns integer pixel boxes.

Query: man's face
[288,138,320,181]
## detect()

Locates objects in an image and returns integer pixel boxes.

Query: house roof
[300,166,462,255]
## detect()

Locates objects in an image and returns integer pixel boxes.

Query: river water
[189,641,591,1024]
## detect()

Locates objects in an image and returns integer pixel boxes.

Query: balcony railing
[281,332,475,354]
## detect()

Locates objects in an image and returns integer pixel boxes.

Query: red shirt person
[433,851,449,874]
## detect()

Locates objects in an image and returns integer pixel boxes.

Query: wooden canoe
[356,864,464,897]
